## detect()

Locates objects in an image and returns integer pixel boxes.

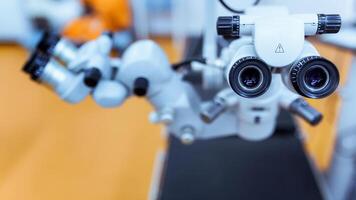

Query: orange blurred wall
[63,0,132,43]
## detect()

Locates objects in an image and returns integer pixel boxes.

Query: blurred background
[0,0,355,199]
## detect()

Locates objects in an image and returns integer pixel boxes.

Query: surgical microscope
[22,6,341,144]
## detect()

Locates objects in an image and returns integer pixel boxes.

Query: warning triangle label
[275,43,285,53]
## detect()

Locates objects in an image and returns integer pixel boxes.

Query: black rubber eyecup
[229,56,272,98]
[36,31,61,54]
[23,51,51,81]
[291,56,339,99]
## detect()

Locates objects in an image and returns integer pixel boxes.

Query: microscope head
[217,7,341,67]
[218,7,341,99]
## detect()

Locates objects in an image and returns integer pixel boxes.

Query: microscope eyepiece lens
[229,57,271,98]
[238,66,263,90]
[290,56,339,99]
[304,66,329,91]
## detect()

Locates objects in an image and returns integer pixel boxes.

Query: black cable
[218,0,261,14]
[172,58,207,71]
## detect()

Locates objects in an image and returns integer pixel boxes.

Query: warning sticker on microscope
[275,43,285,53]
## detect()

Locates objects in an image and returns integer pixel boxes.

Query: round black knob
[216,16,240,38]
[23,51,50,81]
[84,68,102,88]
[133,77,149,97]
[317,14,342,34]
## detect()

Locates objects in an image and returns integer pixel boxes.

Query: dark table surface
[158,111,323,200]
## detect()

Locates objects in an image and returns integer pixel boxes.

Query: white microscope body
[23,6,341,142]
[197,6,340,140]
[24,32,128,107]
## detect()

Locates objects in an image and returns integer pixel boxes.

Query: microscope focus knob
[84,68,102,88]
[216,16,240,38]
[317,14,342,34]
[133,77,149,97]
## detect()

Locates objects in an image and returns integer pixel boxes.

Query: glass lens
[304,66,329,90]
[239,66,261,89]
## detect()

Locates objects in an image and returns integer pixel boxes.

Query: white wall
[258,0,355,21]
[0,0,33,42]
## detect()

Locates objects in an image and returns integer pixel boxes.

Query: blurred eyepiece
[23,51,91,104]
[23,51,50,81]
[35,32,77,64]
[228,57,271,98]
[23,51,76,92]
[36,32,61,54]
[289,56,339,98]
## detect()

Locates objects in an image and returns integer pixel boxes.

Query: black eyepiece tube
[23,51,51,81]
[36,31,61,54]
[289,98,323,126]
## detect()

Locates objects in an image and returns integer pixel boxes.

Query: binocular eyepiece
[228,56,272,98]
[286,56,339,99]
[227,55,339,99]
